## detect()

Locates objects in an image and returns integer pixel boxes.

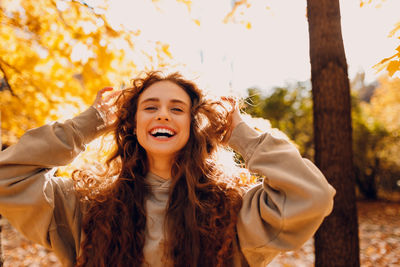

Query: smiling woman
[135,81,192,176]
[0,71,335,267]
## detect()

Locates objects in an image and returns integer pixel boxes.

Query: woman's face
[136,81,192,159]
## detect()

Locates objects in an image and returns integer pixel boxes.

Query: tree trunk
[0,113,3,267]
[0,214,3,267]
[306,0,360,266]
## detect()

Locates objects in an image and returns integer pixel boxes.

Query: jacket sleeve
[0,106,105,265]
[228,121,336,266]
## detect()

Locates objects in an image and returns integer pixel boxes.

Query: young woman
[0,71,335,267]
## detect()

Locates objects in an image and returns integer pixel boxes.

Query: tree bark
[0,114,3,267]
[306,0,360,266]
[0,214,3,267]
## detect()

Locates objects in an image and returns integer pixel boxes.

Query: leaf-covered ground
[1,200,399,267]
[269,201,400,267]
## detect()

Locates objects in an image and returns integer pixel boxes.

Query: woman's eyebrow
[170,99,189,106]
[140,97,159,104]
[140,97,189,106]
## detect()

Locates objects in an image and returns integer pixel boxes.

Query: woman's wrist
[92,105,108,131]
[231,109,243,130]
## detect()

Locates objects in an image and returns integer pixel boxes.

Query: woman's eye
[171,107,183,112]
[144,106,157,111]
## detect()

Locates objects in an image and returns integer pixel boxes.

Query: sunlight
[70,42,94,63]
[98,0,400,92]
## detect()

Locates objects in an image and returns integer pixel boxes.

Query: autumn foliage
[0,0,173,146]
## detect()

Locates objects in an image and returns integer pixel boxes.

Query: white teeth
[150,128,175,135]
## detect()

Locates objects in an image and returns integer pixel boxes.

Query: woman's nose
[156,107,170,121]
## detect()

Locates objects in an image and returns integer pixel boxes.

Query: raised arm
[227,110,335,266]
[0,88,118,266]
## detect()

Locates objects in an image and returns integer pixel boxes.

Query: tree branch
[0,57,57,103]
[223,0,249,24]
[0,61,16,97]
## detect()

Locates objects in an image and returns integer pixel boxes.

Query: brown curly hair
[73,71,243,267]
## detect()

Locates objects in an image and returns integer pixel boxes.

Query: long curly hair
[73,71,244,267]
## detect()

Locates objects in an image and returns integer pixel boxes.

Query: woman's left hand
[230,105,243,130]
[223,97,243,142]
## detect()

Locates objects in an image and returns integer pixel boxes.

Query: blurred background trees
[244,73,400,201]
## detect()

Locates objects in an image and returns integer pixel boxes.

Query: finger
[103,90,122,103]
[221,96,238,111]
[101,87,114,96]
[221,96,236,104]
[94,87,114,104]
[97,87,113,98]
[100,87,114,92]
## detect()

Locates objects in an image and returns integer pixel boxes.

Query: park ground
[1,200,399,267]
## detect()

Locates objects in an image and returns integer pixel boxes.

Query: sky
[101,0,400,95]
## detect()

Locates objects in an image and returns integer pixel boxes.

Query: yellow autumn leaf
[374,54,396,72]
[378,54,396,65]
[387,60,400,76]
[177,0,192,12]
[239,172,248,184]
[162,44,172,59]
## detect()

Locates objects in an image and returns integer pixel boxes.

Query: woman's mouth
[149,127,176,139]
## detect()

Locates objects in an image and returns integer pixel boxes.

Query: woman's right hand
[93,87,122,128]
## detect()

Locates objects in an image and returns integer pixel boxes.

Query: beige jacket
[0,107,335,266]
